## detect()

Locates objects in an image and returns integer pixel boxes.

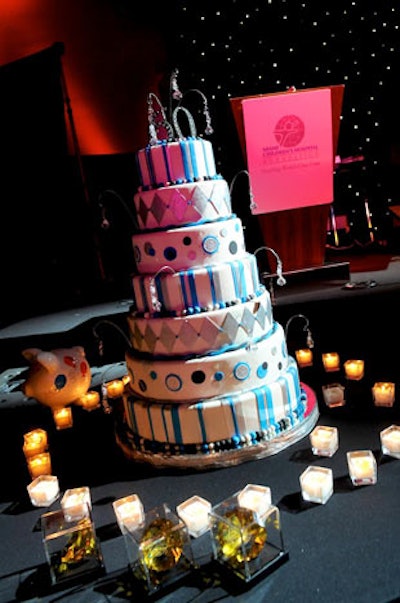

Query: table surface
[1,366,400,603]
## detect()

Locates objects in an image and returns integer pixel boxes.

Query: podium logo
[273,115,305,147]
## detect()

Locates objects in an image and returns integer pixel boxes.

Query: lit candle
[61,486,91,521]
[309,426,338,457]
[347,450,377,485]
[372,382,395,407]
[322,383,345,408]
[176,495,212,538]
[52,407,73,430]
[322,352,340,372]
[237,484,272,518]
[344,359,364,381]
[23,428,48,458]
[380,425,400,458]
[27,452,52,479]
[105,380,125,398]
[299,466,333,504]
[27,475,59,507]
[295,348,313,368]
[113,494,144,534]
[79,390,101,411]
[122,374,131,386]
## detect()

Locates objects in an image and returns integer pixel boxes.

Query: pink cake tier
[127,286,273,357]
[131,253,261,316]
[133,178,231,230]
[132,215,246,273]
[136,137,218,188]
[125,322,289,402]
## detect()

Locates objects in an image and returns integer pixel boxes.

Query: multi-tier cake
[114,86,318,469]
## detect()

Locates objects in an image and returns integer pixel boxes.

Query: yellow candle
[310,426,338,456]
[23,428,48,458]
[322,352,340,372]
[372,382,395,407]
[347,450,377,485]
[79,390,101,411]
[344,359,364,381]
[105,379,125,398]
[27,452,52,479]
[295,348,313,368]
[52,407,73,430]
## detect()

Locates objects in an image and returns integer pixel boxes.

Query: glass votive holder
[79,390,101,411]
[299,466,334,505]
[380,425,400,459]
[176,495,212,538]
[322,383,345,408]
[23,428,48,458]
[295,348,313,368]
[346,450,377,486]
[113,494,145,534]
[27,475,60,507]
[344,359,364,381]
[41,504,104,586]
[52,407,73,430]
[123,503,194,595]
[372,382,395,407]
[237,484,272,520]
[209,491,286,583]
[105,379,125,398]
[322,352,341,372]
[309,425,339,457]
[27,451,52,479]
[61,487,92,521]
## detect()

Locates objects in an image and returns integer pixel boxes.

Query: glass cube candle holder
[322,352,341,372]
[176,495,212,538]
[299,466,333,505]
[380,425,400,459]
[61,487,92,521]
[123,503,195,595]
[23,428,48,458]
[27,475,60,507]
[344,359,364,381]
[372,382,395,407]
[209,491,287,584]
[295,348,313,368]
[322,383,345,408]
[237,484,272,520]
[309,426,339,457]
[113,494,145,534]
[347,450,377,486]
[27,452,52,479]
[41,505,104,586]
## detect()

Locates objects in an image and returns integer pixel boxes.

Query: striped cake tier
[131,253,261,315]
[121,357,303,447]
[125,321,289,402]
[132,215,246,274]
[127,286,273,357]
[136,137,218,189]
[133,178,231,230]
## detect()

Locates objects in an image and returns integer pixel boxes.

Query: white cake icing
[136,137,217,188]
[131,253,261,315]
[132,215,246,273]
[133,179,231,230]
[127,286,273,357]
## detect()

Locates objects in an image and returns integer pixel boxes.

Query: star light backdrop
[163,1,400,245]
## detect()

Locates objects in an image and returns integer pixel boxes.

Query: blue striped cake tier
[132,215,246,274]
[121,357,303,448]
[131,252,261,315]
[133,178,231,230]
[126,321,289,402]
[127,286,273,357]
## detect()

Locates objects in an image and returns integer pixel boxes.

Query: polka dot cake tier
[114,85,318,469]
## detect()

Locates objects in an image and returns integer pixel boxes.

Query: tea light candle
[346,450,377,485]
[344,359,364,381]
[79,390,101,411]
[295,348,313,368]
[237,484,272,518]
[113,494,144,534]
[61,486,92,521]
[105,379,125,398]
[176,495,212,538]
[299,466,333,504]
[27,475,59,507]
[380,425,400,459]
[372,382,395,407]
[52,407,73,430]
[309,425,339,457]
[23,428,48,458]
[27,452,52,479]
[322,383,345,408]
[322,352,340,372]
